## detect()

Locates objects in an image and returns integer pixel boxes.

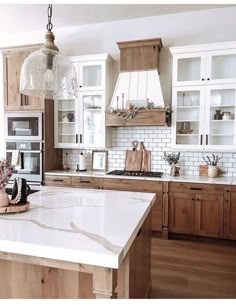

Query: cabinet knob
[201,78,205,81]
[207,78,210,81]
[79,85,82,88]
[192,198,194,201]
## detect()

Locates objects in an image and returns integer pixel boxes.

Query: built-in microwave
[5,112,43,141]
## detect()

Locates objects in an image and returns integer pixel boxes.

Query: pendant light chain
[46,4,53,31]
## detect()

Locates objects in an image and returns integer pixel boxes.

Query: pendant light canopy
[20,4,77,100]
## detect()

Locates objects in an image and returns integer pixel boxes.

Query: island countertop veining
[0,186,155,269]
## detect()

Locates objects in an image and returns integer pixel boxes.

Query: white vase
[208,166,218,178]
[0,189,10,207]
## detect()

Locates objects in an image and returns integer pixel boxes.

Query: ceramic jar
[208,166,218,178]
[0,189,10,207]
[170,165,180,176]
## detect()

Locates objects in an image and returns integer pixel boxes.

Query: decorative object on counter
[163,152,181,176]
[0,159,13,207]
[222,112,232,120]
[20,4,77,100]
[92,150,108,171]
[67,113,75,122]
[11,178,31,205]
[214,110,222,120]
[79,152,87,171]
[63,153,70,171]
[203,154,221,178]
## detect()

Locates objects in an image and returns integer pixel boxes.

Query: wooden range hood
[106,38,167,127]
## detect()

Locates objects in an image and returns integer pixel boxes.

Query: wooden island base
[0,213,151,299]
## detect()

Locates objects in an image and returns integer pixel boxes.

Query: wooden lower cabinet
[224,185,236,240]
[103,178,163,232]
[44,175,71,187]
[195,194,224,238]
[169,193,195,235]
[168,182,224,238]
[71,177,103,189]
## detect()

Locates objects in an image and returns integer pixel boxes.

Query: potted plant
[163,152,181,176]
[203,154,221,178]
[0,159,13,207]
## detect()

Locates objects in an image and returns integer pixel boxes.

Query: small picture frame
[91,150,108,171]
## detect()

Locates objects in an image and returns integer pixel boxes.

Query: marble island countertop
[0,186,155,269]
[45,170,234,185]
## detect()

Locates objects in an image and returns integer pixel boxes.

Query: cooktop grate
[106,170,164,178]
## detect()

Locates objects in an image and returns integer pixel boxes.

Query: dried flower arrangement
[203,154,221,166]
[0,159,13,190]
[163,152,181,166]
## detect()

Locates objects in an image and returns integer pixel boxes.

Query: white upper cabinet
[171,42,236,87]
[170,42,236,151]
[54,54,114,149]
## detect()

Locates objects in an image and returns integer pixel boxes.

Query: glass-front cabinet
[171,42,236,151]
[172,85,236,150]
[54,54,113,149]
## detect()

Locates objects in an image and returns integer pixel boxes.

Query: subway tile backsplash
[63,126,236,177]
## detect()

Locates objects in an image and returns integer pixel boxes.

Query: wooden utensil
[125,141,143,171]
[140,142,151,172]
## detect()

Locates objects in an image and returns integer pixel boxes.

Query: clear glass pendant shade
[20,46,77,99]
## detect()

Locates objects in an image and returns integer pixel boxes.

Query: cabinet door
[204,84,236,150]
[79,91,106,148]
[195,194,224,238]
[172,52,206,86]
[206,49,236,85]
[172,86,205,150]
[169,193,195,235]
[224,186,236,239]
[3,47,44,111]
[152,191,163,232]
[54,99,80,148]
[78,60,105,91]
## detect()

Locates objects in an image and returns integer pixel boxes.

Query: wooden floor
[150,235,236,298]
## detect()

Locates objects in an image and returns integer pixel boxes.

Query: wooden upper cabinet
[2,44,44,111]
[224,186,236,240]
[117,38,163,72]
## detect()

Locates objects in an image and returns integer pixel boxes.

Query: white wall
[1,6,236,162]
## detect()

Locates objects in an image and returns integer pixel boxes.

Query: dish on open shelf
[178,129,193,134]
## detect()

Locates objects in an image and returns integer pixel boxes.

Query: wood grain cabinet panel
[169,193,196,235]
[224,186,236,240]
[169,182,224,238]
[71,177,103,189]
[2,45,44,111]
[195,194,224,238]
[44,175,71,187]
[103,178,163,232]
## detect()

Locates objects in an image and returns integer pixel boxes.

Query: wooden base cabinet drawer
[103,178,162,192]
[169,182,223,195]
[44,175,71,186]
[71,177,103,189]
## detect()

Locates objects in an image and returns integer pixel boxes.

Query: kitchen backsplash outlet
[63,126,236,177]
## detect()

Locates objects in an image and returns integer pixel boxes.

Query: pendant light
[20,4,77,100]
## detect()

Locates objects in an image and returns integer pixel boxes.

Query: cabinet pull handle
[76,134,78,143]
[207,78,210,81]
[200,134,203,145]
[190,187,202,191]
[192,198,194,201]
[20,94,23,106]
[201,78,205,81]
[226,190,230,193]
[206,134,208,145]
[80,180,90,183]
[80,134,82,143]
[52,179,64,182]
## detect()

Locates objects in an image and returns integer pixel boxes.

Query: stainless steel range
[107,170,164,178]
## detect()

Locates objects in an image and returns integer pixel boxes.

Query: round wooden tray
[0,202,30,214]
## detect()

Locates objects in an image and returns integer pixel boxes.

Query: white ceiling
[0,4,232,33]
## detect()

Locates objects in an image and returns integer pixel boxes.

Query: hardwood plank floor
[150,235,236,298]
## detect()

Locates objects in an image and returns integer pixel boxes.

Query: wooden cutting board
[125,150,143,171]
[140,142,151,172]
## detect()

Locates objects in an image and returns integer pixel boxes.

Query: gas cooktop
[106,170,164,178]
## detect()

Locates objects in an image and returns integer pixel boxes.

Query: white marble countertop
[45,170,233,185]
[0,186,155,269]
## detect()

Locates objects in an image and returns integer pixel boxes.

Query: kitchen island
[0,186,155,299]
